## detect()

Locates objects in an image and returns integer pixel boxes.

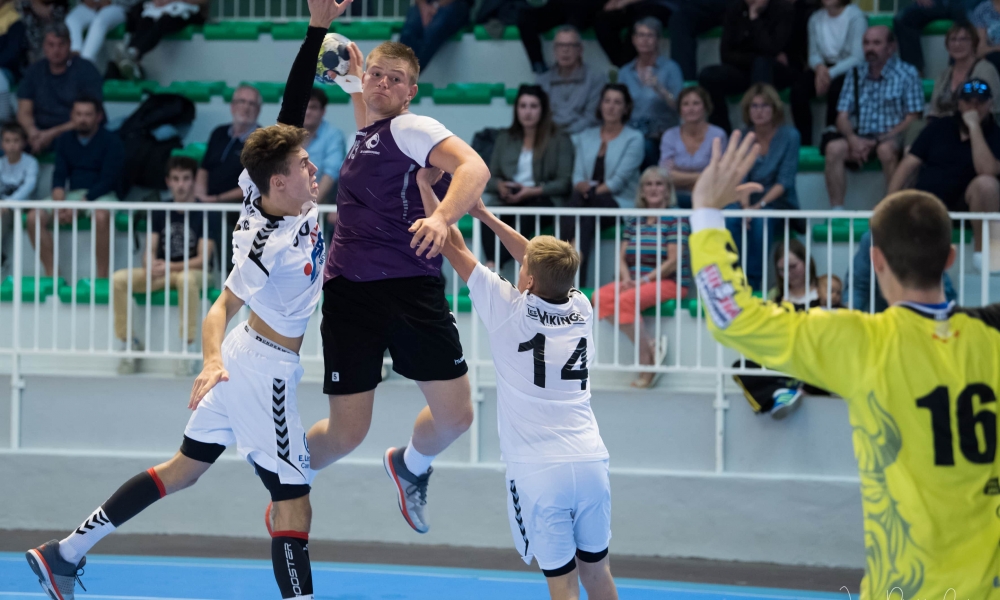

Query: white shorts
[505,460,612,572]
[184,322,315,487]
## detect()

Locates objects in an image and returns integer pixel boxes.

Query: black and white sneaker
[383,446,431,534]
[26,540,86,600]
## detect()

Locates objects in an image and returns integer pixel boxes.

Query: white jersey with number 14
[467,263,609,464]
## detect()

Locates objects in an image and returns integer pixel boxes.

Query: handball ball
[315,33,352,85]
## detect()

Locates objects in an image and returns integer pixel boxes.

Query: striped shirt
[836,56,924,136]
[622,216,692,289]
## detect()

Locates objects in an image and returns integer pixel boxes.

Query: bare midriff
[248,310,304,354]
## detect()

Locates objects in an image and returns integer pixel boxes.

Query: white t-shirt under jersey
[467,263,609,464]
[225,170,326,338]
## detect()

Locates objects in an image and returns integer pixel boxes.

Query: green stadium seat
[202,21,268,40]
[155,80,226,102]
[21,211,92,231]
[443,293,472,312]
[134,286,222,306]
[433,83,494,105]
[642,298,678,317]
[114,211,148,233]
[474,24,521,41]
[103,79,156,102]
[171,142,208,164]
[59,278,109,304]
[270,21,311,40]
[1,276,64,302]
[333,21,401,40]
[414,82,435,102]
[811,218,870,243]
[797,145,884,173]
[458,214,473,237]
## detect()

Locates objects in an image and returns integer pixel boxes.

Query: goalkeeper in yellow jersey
[691,131,1000,599]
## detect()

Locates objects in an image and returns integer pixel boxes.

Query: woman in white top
[929,22,1000,120]
[483,84,573,268]
[789,0,867,145]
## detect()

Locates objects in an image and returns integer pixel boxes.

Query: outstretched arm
[276,0,352,128]
[689,132,877,400]
[189,288,245,409]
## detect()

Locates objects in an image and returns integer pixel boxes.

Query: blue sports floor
[0,552,846,600]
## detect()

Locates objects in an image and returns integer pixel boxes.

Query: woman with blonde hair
[594,166,690,388]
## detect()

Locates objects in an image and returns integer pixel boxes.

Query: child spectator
[817,273,843,308]
[768,238,818,307]
[113,156,212,377]
[0,122,38,201]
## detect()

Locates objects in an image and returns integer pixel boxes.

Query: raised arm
[688,132,877,399]
[275,0,353,128]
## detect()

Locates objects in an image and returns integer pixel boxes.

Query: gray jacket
[572,126,645,208]
[536,64,607,135]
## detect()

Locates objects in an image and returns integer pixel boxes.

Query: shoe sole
[382,448,427,534]
[771,394,803,420]
[25,548,64,600]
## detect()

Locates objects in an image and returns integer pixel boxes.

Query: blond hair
[525,236,580,299]
[367,41,420,84]
[740,83,785,127]
[635,165,676,209]
[241,124,308,196]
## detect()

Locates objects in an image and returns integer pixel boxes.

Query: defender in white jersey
[415,169,618,600]
[22,3,351,598]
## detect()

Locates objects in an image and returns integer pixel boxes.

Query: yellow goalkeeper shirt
[689,210,1000,599]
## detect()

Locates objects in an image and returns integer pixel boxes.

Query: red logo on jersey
[304,263,313,276]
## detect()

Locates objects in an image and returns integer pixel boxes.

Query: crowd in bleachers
[1,0,999,389]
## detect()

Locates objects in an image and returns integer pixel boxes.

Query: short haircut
[818,273,843,287]
[240,124,308,196]
[233,84,262,106]
[309,87,329,109]
[677,86,713,120]
[74,95,103,114]
[553,25,581,41]
[947,21,980,49]
[635,165,676,208]
[43,23,70,43]
[870,190,953,290]
[633,16,662,38]
[1,122,27,143]
[367,41,420,84]
[596,83,634,124]
[166,155,198,177]
[525,236,580,299]
[867,24,895,45]
[740,83,785,127]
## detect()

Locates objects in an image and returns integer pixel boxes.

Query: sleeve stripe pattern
[248,219,280,276]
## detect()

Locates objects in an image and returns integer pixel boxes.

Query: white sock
[403,439,435,476]
[59,507,116,565]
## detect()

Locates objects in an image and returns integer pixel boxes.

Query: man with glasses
[888,78,1000,273]
[536,26,607,135]
[518,0,603,76]
[196,84,262,269]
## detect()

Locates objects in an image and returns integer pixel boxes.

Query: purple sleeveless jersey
[325,113,455,282]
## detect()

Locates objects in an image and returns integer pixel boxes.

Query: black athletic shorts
[321,275,468,395]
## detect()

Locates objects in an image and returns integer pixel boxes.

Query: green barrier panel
[811,218,870,243]
[271,21,311,40]
[203,21,267,40]
[1,276,64,302]
[474,24,521,41]
[21,211,92,231]
[113,211,148,233]
[443,293,472,313]
[458,214,473,238]
[333,21,400,40]
[171,142,208,164]
[134,286,222,306]
[58,278,109,304]
[433,84,492,105]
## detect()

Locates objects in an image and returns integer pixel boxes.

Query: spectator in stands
[481,84,572,268]
[536,26,607,135]
[18,0,67,65]
[973,0,1000,73]
[304,87,345,226]
[768,238,818,306]
[896,0,979,75]
[197,84,260,268]
[618,17,683,168]
[399,0,472,69]
[110,0,209,80]
[17,24,103,154]
[725,84,800,292]
[66,0,140,62]
[888,78,1000,272]
[114,156,211,376]
[0,123,38,201]
[518,0,603,75]
[816,273,843,308]
[823,26,923,209]
[595,0,674,67]
[789,0,866,145]
[559,83,644,285]
[698,0,798,132]
[26,97,123,279]
[594,165,689,389]
[0,0,26,123]
[658,86,728,208]
[668,0,729,80]
[930,22,1000,120]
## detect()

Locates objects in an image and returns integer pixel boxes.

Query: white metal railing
[210,0,903,22]
[2,202,996,473]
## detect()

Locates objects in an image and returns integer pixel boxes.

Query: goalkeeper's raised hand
[309,0,352,30]
[691,130,764,211]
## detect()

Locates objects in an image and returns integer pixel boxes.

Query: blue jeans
[725,201,778,292]
[893,0,971,73]
[399,1,471,69]
[851,230,957,312]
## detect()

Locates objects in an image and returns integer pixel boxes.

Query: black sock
[271,535,313,598]
[103,468,166,526]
